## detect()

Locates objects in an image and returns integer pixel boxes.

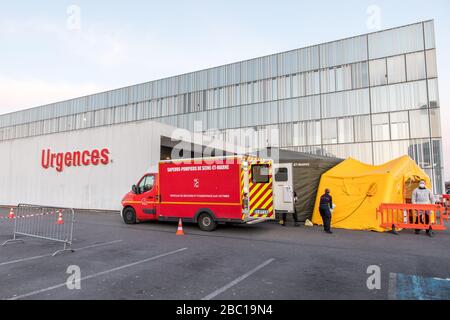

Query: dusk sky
[1,0,449,180]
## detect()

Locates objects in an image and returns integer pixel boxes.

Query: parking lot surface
[0,207,449,300]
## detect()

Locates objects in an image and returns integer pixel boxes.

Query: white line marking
[0,240,123,267]
[8,248,187,300]
[202,258,275,300]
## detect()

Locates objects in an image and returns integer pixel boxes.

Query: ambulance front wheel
[198,212,217,232]
[123,207,136,224]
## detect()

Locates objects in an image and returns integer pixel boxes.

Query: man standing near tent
[319,188,333,234]
[412,180,435,237]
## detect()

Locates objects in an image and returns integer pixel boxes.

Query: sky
[0,0,449,180]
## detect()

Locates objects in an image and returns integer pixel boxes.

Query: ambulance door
[134,174,158,220]
[248,162,275,220]
[273,164,294,214]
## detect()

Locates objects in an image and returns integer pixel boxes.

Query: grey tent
[253,148,343,222]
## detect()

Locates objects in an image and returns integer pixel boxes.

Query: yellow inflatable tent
[311,156,431,232]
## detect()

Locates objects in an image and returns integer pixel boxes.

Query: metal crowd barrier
[377,203,448,234]
[1,204,75,256]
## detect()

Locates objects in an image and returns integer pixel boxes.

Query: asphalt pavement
[0,207,449,300]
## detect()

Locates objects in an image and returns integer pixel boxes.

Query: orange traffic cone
[176,218,184,236]
[8,208,15,219]
[56,211,64,225]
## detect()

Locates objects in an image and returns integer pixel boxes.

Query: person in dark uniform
[281,191,300,227]
[319,188,333,234]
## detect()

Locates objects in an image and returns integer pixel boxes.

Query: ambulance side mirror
[132,185,138,194]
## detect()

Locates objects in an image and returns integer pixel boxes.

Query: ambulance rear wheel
[198,213,217,232]
[123,207,136,224]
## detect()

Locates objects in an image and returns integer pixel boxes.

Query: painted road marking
[389,272,450,300]
[8,247,188,300]
[202,258,275,300]
[0,240,123,267]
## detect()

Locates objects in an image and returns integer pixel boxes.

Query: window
[430,109,441,138]
[320,35,367,68]
[426,50,438,78]
[369,59,387,87]
[373,140,410,165]
[274,167,288,182]
[352,62,369,89]
[305,70,320,95]
[406,52,426,81]
[372,113,390,141]
[321,89,370,118]
[335,65,352,91]
[387,55,406,84]
[371,81,428,113]
[390,111,409,140]
[322,118,337,144]
[321,68,336,93]
[252,164,270,183]
[338,117,354,143]
[138,175,155,194]
[354,115,372,142]
[279,96,320,123]
[368,23,424,59]
[428,79,440,108]
[306,120,321,146]
[424,21,436,50]
[409,109,430,139]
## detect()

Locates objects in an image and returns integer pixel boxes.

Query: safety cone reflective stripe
[8,208,15,219]
[176,218,184,236]
[56,212,64,225]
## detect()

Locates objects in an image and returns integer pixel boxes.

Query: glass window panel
[390,111,409,140]
[409,109,430,139]
[320,35,367,68]
[424,21,436,50]
[432,166,443,194]
[335,65,352,91]
[426,50,438,78]
[432,138,443,170]
[373,140,410,165]
[430,108,441,138]
[371,81,428,113]
[305,70,320,96]
[368,23,424,59]
[322,118,337,144]
[279,122,308,147]
[352,62,369,89]
[407,139,432,168]
[406,52,426,81]
[354,115,372,142]
[387,55,406,84]
[321,88,370,118]
[277,46,320,75]
[306,120,321,146]
[241,102,278,127]
[369,58,387,86]
[372,113,390,141]
[323,143,372,164]
[321,68,336,94]
[279,95,320,123]
[338,117,354,143]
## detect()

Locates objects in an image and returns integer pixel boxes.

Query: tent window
[274,168,288,182]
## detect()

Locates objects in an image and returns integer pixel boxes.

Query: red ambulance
[121,156,274,231]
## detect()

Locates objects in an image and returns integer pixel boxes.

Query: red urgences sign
[41,148,110,172]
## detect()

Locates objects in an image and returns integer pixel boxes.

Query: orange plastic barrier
[377,203,448,233]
